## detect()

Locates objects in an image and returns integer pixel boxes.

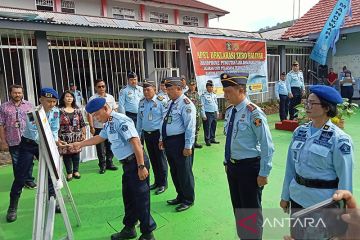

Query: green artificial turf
[0,111,359,240]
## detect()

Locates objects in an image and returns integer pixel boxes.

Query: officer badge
[339,143,351,154]
[45,93,53,98]
[253,118,262,127]
[184,98,190,104]
[247,103,256,112]
[323,125,330,130]
[157,96,164,101]
[121,125,128,132]
[108,116,113,122]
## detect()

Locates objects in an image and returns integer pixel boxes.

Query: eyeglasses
[304,101,322,109]
[97,85,106,88]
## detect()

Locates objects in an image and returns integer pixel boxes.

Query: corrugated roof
[0,7,259,38]
[147,0,229,15]
[282,0,360,39]
[260,27,289,40]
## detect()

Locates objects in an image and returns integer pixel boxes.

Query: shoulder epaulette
[246,103,257,112]
[157,95,164,101]
[184,98,190,104]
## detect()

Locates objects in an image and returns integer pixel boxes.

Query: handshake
[57,141,83,153]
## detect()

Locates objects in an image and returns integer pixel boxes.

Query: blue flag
[310,0,352,65]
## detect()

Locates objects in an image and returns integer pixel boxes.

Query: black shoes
[166,198,181,205]
[111,226,137,240]
[155,186,167,195]
[210,140,220,144]
[205,142,211,146]
[138,232,155,240]
[149,184,157,190]
[175,203,193,212]
[24,181,37,189]
[106,164,118,171]
[55,204,61,213]
[6,208,17,222]
[194,143,203,148]
[99,168,106,174]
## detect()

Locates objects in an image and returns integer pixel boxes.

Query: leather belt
[21,136,37,146]
[120,154,136,164]
[144,130,159,135]
[229,156,260,164]
[295,173,338,189]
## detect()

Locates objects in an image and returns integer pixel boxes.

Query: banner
[188,35,268,97]
[310,0,352,65]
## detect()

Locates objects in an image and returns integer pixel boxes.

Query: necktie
[225,108,237,163]
[161,101,174,140]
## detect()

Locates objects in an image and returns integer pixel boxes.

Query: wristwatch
[138,164,145,169]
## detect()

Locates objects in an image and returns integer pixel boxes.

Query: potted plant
[331,98,359,129]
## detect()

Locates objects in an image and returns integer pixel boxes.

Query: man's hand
[288,93,294,99]
[57,140,68,147]
[257,176,268,187]
[202,116,207,121]
[138,167,149,180]
[183,148,192,157]
[68,142,82,151]
[90,127,95,135]
[0,141,9,151]
[158,141,164,150]
[280,200,290,214]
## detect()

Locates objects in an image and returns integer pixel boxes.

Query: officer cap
[164,77,182,87]
[292,60,299,66]
[160,79,166,84]
[206,80,214,87]
[142,80,154,88]
[180,75,186,80]
[128,71,137,79]
[220,73,248,87]
[41,87,59,99]
[85,97,106,114]
[309,85,343,104]
[70,82,75,87]
[189,80,196,85]
[281,72,286,76]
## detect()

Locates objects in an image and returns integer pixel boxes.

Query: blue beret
[220,72,248,87]
[164,77,182,87]
[128,71,137,78]
[309,85,343,104]
[41,87,58,99]
[85,97,106,114]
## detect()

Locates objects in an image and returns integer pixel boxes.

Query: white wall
[75,0,101,16]
[0,0,36,10]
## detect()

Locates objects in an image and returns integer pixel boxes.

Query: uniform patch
[108,116,113,122]
[247,103,256,112]
[319,131,333,142]
[339,143,351,154]
[313,139,332,149]
[186,108,192,113]
[157,96,164,101]
[253,118,262,127]
[121,125,128,132]
[323,125,330,130]
[184,98,190,104]
[338,138,349,143]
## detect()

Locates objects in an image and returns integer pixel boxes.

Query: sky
[203,0,320,32]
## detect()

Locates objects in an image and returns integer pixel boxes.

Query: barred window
[61,0,75,13]
[36,0,54,11]
[150,12,169,23]
[183,16,199,26]
[113,7,136,20]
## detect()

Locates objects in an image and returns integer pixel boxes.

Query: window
[36,0,54,11]
[149,12,169,23]
[183,16,199,26]
[61,0,75,13]
[113,7,136,20]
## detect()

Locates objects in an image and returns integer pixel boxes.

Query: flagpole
[292,0,296,25]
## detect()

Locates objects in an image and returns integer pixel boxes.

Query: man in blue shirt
[6,88,66,223]
[159,77,196,212]
[275,72,289,121]
[200,80,220,146]
[137,81,168,195]
[118,71,144,124]
[70,83,84,108]
[286,61,305,120]
[71,97,156,240]
[222,73,274,239]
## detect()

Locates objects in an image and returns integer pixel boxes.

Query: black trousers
[289,87,302,120]
[94,128,114,168]
[341,86,354,104]
[63,153,80,174]
[227,157,263,239]
[10,137,55,199]
[279,94,289,121]
[122,156,156,234]
[164,134,195,205]
[9,144,34,183]
[125,111,138,125]
[202,112,217,143]
[143,130,168,187]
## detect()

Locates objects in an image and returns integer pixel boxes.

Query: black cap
[128,71,137,79]
[220,73,248,87]
[206,80,214,87]
[281,72,286,76]
[164,77,182,87]
[189,80,196,85]
[142,80,154,88]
